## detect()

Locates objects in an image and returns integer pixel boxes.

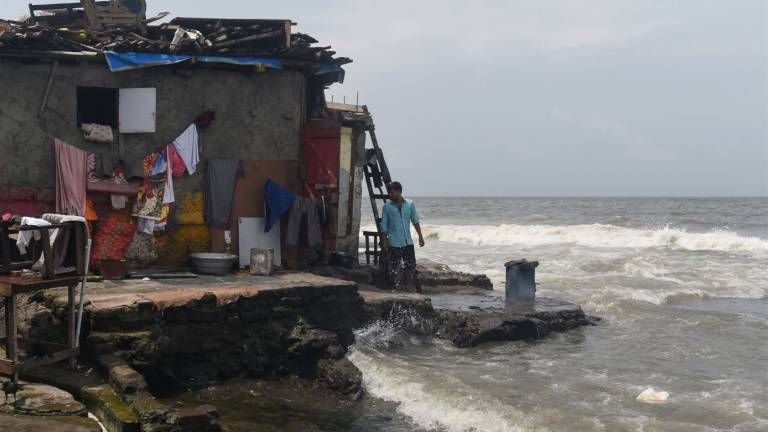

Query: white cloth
[163,144,175,205]
[33,214,87,275]
[173,124,200,175]
[16,217,51,255]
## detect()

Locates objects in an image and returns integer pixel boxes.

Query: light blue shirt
[381,199,420,248]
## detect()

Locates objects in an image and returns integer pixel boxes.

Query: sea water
[174,198,767,431]
[347,197,768,432]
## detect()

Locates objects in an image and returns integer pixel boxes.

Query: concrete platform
[431,290,593,347]
[44,272,357,312]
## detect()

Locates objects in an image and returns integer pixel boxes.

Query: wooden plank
[0,276,82,296]
[39,229,54,279]
[0,282,11,297]
[0,358,14,375]
[18,348,80,373]
[3,297,10,357]
[12,223,73,232]
[7,294,17,381]
[17,337,68,353]
[0,223,10,269]
[0,262,36,275]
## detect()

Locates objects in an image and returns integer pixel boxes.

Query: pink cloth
[167,143,186,178]
[54,138,88,216]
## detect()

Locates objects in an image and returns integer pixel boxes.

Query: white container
[250,248,274,276]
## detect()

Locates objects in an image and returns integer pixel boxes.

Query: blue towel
[264,179,294,232]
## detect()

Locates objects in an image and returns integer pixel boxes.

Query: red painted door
[302,125,340,198]
[302,125,341,251]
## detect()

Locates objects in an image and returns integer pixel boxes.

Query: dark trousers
[388,245,417,292]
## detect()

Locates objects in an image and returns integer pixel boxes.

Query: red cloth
[54,138,88,216]
[166,144,186,177]
[90,215,136,269]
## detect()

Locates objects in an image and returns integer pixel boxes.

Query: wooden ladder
[362,105,392,268]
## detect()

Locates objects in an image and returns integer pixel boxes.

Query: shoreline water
[348,197,767,432]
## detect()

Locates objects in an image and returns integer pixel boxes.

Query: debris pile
[0,13,350,66]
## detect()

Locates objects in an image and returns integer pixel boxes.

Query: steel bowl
[189,253,237,276]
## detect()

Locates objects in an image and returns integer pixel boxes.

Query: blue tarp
[106,51,284,72]
[105,51,190,72]
[196,55,283,69]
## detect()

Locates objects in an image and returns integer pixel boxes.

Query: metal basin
[189,253,237,276]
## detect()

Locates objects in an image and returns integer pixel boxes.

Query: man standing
[380,182,425,292]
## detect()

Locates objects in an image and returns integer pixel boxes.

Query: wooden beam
[0,358,14,376]
[39,229,54,280]
[18,348,80,373]
[17,337,68,353]
[6,294,17,382]
[0,276,84,297]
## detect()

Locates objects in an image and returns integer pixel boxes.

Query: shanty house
[0,2,372,272]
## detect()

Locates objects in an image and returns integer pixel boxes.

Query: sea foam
[421,223,768,254]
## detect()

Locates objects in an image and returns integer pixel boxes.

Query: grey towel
[205,159,244,229]
[286,196,323,252]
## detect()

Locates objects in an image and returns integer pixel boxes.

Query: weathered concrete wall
[0,58,305,191]
[0,58,306,265]
[334,126,367,258]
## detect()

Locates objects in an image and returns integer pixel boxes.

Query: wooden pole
[37,60,59,118]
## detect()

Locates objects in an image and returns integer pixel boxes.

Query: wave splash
[350,306,528,432]
[422,223,768,253]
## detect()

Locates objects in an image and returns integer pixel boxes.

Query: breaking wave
[349,349,528,432]
[422,223,768,254]
[350,306,528,432]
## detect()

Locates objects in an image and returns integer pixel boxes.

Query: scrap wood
[0,12,349,66]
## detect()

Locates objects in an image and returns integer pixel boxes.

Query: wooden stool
[1,276,82,383]
[0,221,87,384]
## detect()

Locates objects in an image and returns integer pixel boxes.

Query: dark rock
[287,322,345,361]
[417,259,494,291]
[167,404,221,431]
[80,385,140,432]
[436,302,590,347]
[0,381,87,417]
[96,354,148,394]
[315,358,363,395]
[0,414,101,432]
[186,307,226,323]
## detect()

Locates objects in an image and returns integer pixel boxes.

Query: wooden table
[1,275,83,383]
[0,220,87,384]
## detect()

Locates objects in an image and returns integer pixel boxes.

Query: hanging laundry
[286,196,323,252]
[167,142,186,178]
[54,138,88,216]
[173,124,200,175]
[264,179,294,232]
[16,217,51,255]
[205,159,244,229]
[132,181,166,221]
[162,145,175,205]
[34,214,87,277]
[132,154,168,222]
[152,151,167,176]
[110,163,129,210]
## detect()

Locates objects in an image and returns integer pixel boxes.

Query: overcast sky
[2,1,766,196]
